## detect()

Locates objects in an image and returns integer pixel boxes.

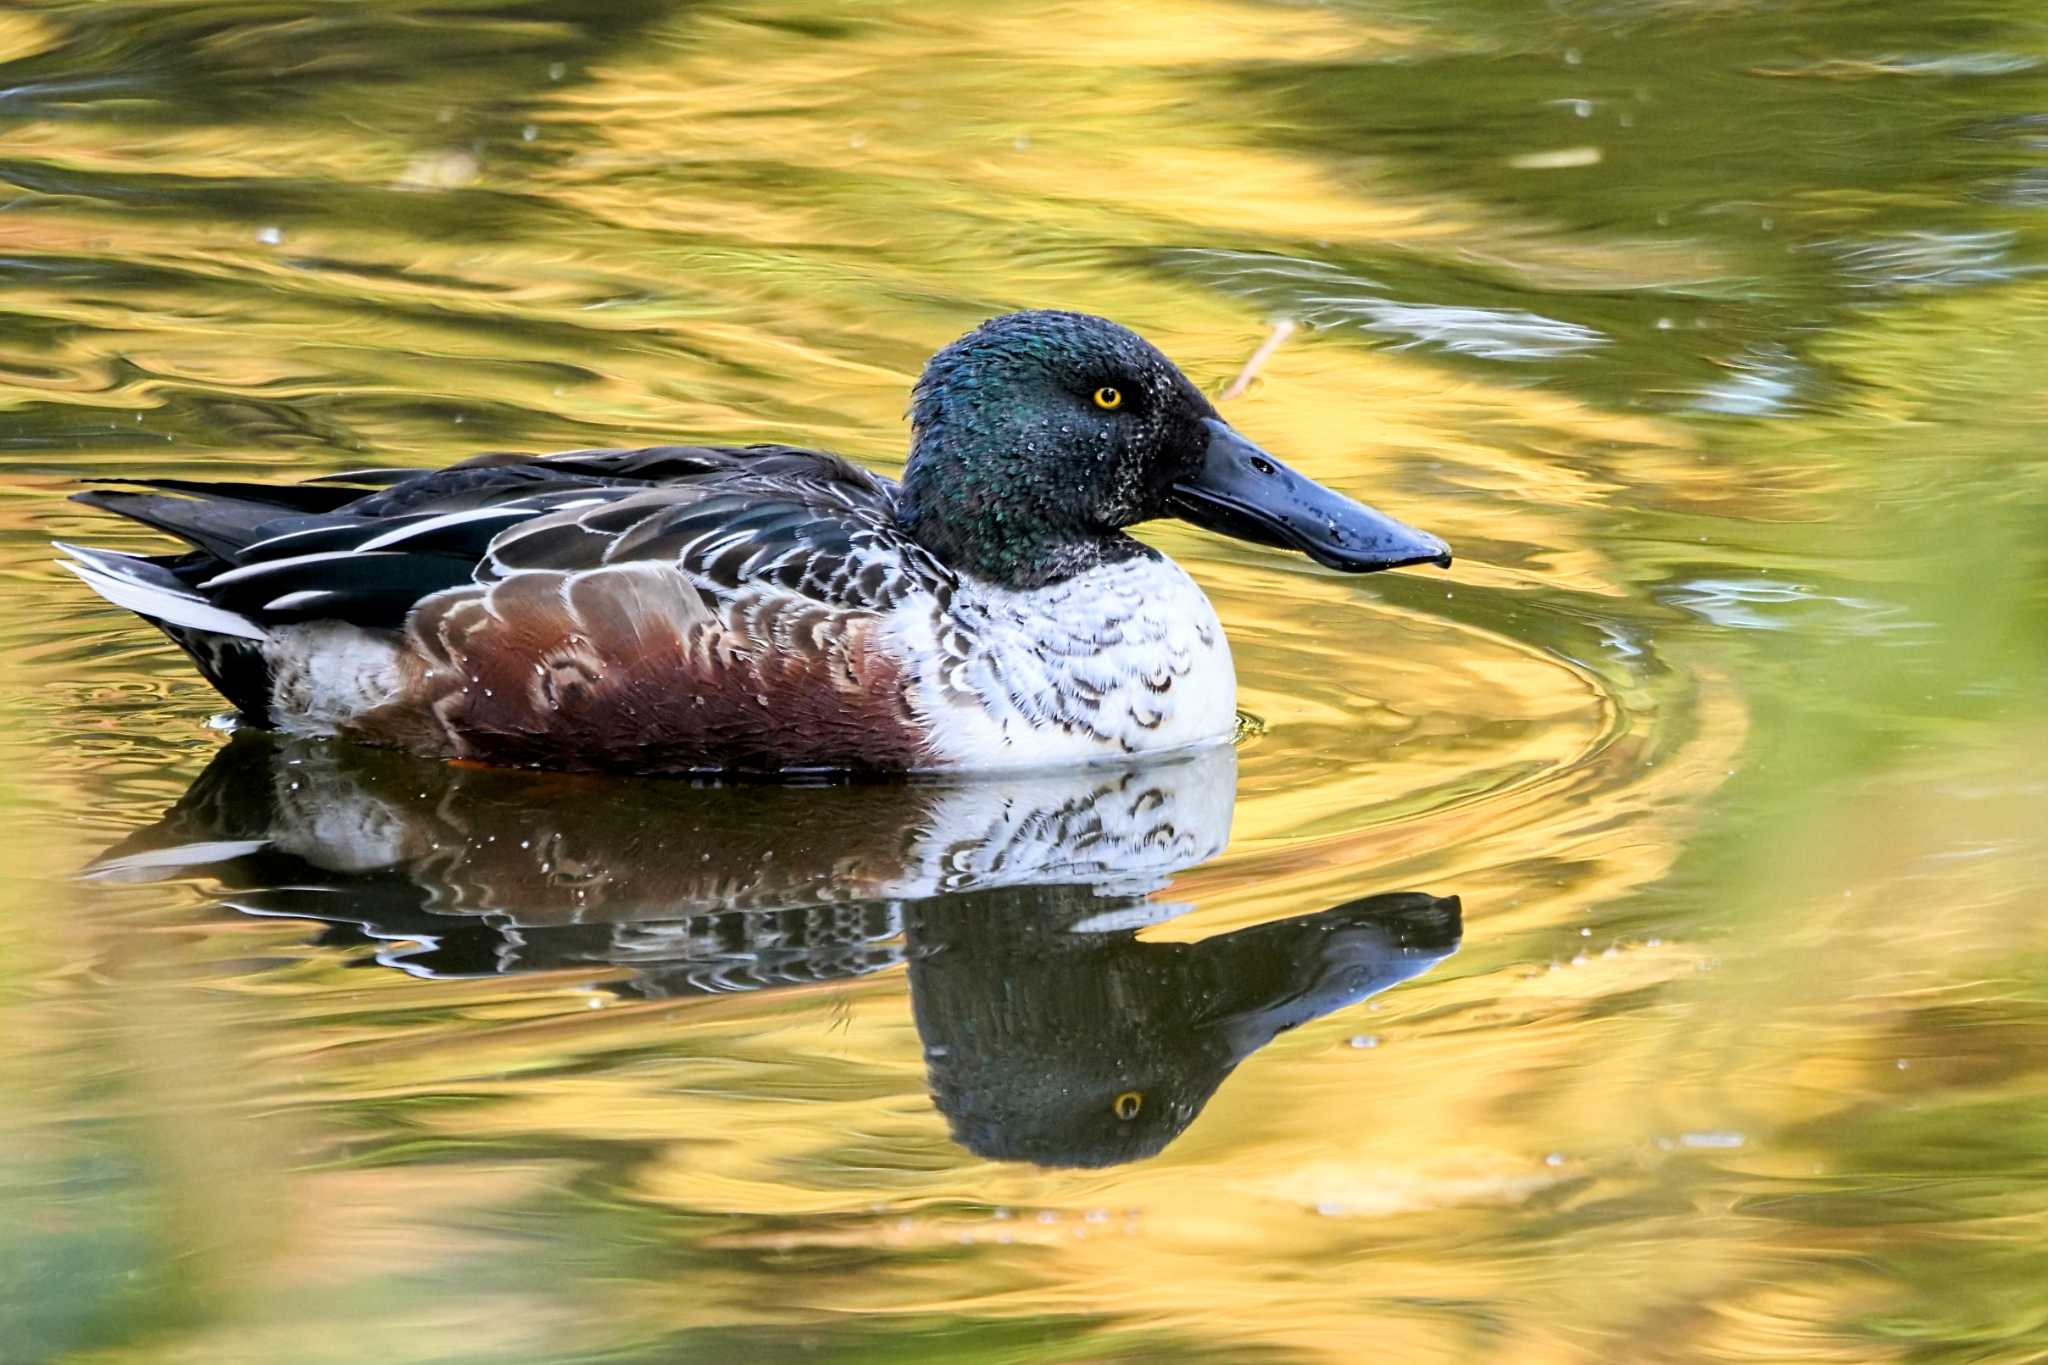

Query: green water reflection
[3,0,2047,1361]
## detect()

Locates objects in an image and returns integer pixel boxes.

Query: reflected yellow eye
[1093,386,1123,411]
[1113,1090,1143,1121]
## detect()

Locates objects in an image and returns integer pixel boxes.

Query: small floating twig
[1219,318,1297,401]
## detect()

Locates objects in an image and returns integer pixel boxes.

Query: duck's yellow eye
[1093,386,1124,411]
[1113,1090,1143,1121]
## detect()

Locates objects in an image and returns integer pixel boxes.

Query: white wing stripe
[356,506,535,551]
[239,522,376,559]
[58,554,267,640]
[198,550,405,590]
[263,590,341,613]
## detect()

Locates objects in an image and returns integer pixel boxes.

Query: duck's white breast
[890,552,1237,769]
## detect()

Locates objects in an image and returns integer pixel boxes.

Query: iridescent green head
[898,310,1450,589]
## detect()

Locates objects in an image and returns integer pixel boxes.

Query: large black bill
[1169,419,1451,573]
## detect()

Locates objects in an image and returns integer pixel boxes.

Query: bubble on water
[1544,1152,1565,1167]
[1348,1035,1379,1049]
[255,225,283,245]
[522,125,538,142]
[395,150,480,191]
[1679,1131,1744,1149]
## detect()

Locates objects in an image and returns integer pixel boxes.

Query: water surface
[4,1,2047,1360]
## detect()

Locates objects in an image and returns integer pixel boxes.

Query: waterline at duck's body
[255,545,1236,773]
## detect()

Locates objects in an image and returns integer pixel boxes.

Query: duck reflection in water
[93,734,1461,1168]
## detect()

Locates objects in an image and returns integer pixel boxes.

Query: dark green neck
[897,431,1144,590]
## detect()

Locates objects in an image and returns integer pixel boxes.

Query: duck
[58,310,1450,775]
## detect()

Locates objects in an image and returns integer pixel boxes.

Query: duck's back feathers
[66,446,955,773]
[72,445,918,627]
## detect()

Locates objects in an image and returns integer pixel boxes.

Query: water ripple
[1162,249,1607,361]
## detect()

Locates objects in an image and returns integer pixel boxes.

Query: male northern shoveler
[59,310,1449,775]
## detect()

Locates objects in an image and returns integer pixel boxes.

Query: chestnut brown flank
[349,563,931,774]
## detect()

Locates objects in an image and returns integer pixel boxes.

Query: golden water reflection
[92,734,1463,1170]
